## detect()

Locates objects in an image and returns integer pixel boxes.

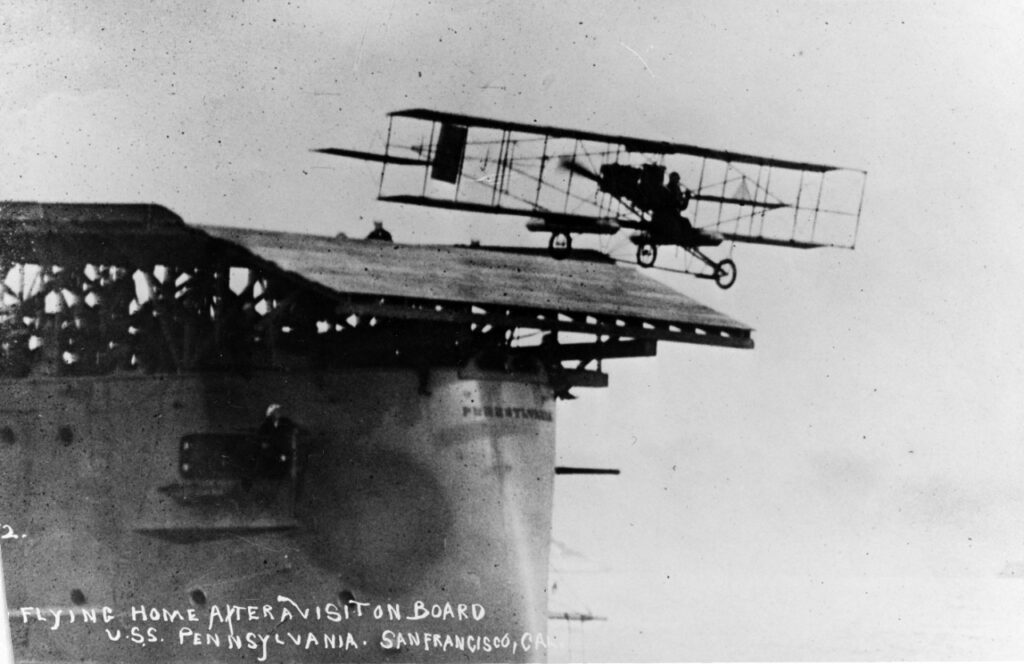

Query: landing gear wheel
[714,258,737,289]
[636,242,657,268]
[548,232,572,259]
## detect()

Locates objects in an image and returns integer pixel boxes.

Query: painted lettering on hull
[461,405,553,422]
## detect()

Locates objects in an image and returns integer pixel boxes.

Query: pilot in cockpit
[653,172,694,237]
[665,172,692,213]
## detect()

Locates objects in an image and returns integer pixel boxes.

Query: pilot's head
[373,220,384,229]
[669,172,680,182]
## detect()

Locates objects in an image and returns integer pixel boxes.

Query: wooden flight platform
[0,201,751,385]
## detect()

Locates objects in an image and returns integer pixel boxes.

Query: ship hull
[1,368,555,662]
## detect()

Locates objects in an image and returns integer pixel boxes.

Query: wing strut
[379,115,394,197]
[533,135,549,208]
[420,120,437,195]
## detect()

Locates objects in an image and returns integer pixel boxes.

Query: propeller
[558,157,602,183]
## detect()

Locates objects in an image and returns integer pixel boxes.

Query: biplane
[316,109,866,288]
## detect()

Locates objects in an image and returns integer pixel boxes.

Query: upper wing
[389,108,841,173]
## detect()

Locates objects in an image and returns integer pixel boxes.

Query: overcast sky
[3,1,1024,660]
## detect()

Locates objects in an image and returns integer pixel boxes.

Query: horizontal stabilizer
[312,148,431,166]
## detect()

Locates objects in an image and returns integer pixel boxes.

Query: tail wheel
[548,232,572,259]
[636,242,657,268]
[714,258,737,289]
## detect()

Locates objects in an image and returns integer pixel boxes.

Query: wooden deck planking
[205,227,751,334]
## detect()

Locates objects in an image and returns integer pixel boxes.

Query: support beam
[516,338,657,362]
[338,299,753,349]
